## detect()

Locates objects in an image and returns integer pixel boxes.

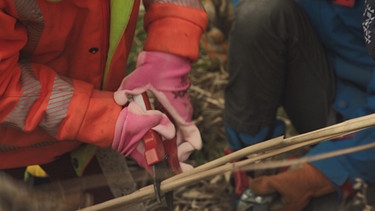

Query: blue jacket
[296,0,375,188]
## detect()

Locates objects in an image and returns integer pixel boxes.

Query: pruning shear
[133,92,182,210]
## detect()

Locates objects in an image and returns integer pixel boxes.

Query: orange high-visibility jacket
[0,0,207,169]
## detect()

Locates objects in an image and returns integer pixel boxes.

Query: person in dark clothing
[225,0,375,210]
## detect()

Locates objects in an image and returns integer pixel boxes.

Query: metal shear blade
[152,157,174,210]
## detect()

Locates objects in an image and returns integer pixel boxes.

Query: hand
[248,164,335,211]
[114,51,202,171]
[112,101,176,170]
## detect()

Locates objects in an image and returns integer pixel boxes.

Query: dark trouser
[224,0,335,138]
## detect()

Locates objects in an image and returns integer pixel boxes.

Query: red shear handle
[163,137,182,174]
[142,129,166,166]
[155,102,182,174]
[133,93,166,166]
[224,148,249,196]
[134,92,182,173]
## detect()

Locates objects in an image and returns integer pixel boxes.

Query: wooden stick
[282,113,375,145]
[171,113,375,181]
[165,132,353,184]
[78,133,357,210]
[79,113,375,210]
[77,134,340,210]
[241,141,375,172]
[167,123,367,183]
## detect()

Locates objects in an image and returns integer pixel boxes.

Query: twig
[78,113,375,210]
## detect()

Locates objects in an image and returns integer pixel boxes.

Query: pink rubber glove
[112,101,175,170]
[114,51,202,172]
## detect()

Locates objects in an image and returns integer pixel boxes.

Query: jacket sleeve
[0,8,121,147]
[142,0,208,61]
[308,127,375,187]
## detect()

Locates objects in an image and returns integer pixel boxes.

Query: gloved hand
[249,163,335,211]
[112,101,176,170]
[114,51,202,171]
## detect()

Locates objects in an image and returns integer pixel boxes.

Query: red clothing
[0,0,207,169]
